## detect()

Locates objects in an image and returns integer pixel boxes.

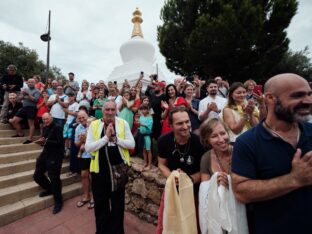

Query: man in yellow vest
[85,100,135,234]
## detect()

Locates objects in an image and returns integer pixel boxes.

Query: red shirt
[37,96,49,117]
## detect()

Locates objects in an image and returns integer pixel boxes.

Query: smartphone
[114,81,117,85]
[254,85,263,96]
[140,71,144,76]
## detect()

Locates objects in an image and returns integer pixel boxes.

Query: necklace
[173,137,193,165]
[263,121,300,146]
[214,148,232,174]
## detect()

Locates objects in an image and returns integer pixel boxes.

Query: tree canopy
[158,0,299,83]
[0,41,64,82]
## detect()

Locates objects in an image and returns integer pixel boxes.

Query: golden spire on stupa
[131,7,143,38]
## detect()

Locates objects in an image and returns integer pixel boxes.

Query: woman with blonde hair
[77,81,92,110]
[199,118,248,234]
[223,82,259,143]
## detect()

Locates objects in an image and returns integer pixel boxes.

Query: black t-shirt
[158,132,205,177]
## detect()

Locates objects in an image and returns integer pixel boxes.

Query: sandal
[76,199,90,208]
[88,201,95,209]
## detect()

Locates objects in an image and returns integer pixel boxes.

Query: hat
[154,81,166,88]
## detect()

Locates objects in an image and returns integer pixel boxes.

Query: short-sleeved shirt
[158,132,205,179]
[48,94,69,119]
[75,124,91,159]
[65,80,80,95]
[232,121,312,234]
[66,102,79,124]
[22,87,40,107]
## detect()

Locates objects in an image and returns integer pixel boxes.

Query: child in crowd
[92,90,106,119]
[119,90,135,129]
[36,90,49,134]
[141,96,154,115]
[138,104,153,170]
[63,93,79,157]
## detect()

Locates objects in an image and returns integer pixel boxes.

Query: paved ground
[0,195,156,234]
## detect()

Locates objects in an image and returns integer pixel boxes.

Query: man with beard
[156,106,205,233]
[198,79,227,121]
[232,73,312,234]
[64,72,79,95]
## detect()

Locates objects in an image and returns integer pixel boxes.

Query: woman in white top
[77,81,92,110]
[223,82,259,143]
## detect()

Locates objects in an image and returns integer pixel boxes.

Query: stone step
[0,162,70,189]
[0,150,41,166]
[0,182,82,227]
[0,129,40,137]
[0,136,40,145]
[0,123,13,130]
[0,159,36,177]
[0,143,41,154]
[0,172,80,207]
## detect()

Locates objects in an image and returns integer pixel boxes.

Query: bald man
[33,112,64,214]
[231,73,312,234]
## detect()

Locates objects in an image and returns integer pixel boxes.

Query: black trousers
[91,172,125,234]
[33,154,63,204]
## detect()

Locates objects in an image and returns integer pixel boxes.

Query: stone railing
[125,157,166,225]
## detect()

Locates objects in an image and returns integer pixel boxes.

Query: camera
[140,71,144,76]
[114,81,117,85]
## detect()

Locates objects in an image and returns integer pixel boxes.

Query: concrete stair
[0,123,83,227]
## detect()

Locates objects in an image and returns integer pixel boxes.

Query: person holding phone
[244,79,267,120]
[223,82,259,143]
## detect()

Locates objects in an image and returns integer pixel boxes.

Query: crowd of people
[1,64,312,234]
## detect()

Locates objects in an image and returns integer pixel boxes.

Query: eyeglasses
[104,108,116,111]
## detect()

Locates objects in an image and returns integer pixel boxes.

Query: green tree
[158,0,298,83]
[0,41,64,81]
[272,47,312,80]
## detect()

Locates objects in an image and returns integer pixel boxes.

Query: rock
[132,196,146,209]
[145,204,159,217]
[147,187,162,204]
[155,176,166,186]
[132,178,147,198]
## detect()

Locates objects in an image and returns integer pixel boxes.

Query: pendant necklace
[174,137,193,165]
[214,147,232,174]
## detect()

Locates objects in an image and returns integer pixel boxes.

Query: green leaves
[158,0,299,83]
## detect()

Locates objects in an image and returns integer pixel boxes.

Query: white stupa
[106,8,165,88]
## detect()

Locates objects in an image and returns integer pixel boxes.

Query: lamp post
[40,10,51,84]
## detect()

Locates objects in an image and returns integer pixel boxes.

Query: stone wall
[125,157,166,225]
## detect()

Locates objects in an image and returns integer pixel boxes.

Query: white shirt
[76,91,92,109]
[66,102,79,124]
[198,95,227,120]
[48,94,69,119]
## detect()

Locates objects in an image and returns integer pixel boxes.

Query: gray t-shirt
[23,87,40,107]
[65,80,80,95]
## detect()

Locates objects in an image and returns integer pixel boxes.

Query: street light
[40,10,51,84]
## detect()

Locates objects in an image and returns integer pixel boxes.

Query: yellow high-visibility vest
[90,118,130,173]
